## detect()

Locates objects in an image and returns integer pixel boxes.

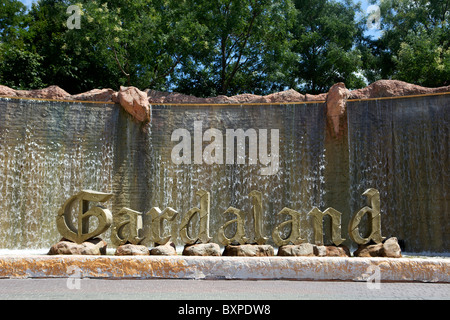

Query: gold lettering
[309,207,345,246]
[56,190,113,244]
[272,207,305,246]
[179,190,212,244]
[348,188,385,244]
[148,207,178,245]
[249,190,268,245]
[111,207,145,246]
[218,207,248,245]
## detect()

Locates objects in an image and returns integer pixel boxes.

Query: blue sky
[20,0,35,8]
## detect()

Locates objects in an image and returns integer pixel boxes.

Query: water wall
[347,94,449,253]
[0,93,448,253]
[0,98,118,249]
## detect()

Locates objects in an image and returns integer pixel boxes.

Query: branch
[112,46,131,85]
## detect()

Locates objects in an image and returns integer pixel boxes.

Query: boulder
[382,237,402,258]
[70,88,116,102]
[48,238,107,255]
[18,85,70,100]
[326,82,349,137]
[353,237,402,258]
[115,243,150,256]
[182,243,221,256]
[321,245,351,257]
[353,243,383,257]
[263,89,306,103]
[0,85,17,96]
[116,86,150,122]
[349,80,450,100]
[278,243,351,257]
[229,93,267,104]
[222,244,274,257]
[305,93,327,101]
[277,243,316,256]
[150,242,178,256]
[147,90,210,104]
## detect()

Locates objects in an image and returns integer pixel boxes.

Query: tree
[367,0,449,87]
[0,0,28,42]
[77,0,207,91]
[0,0,46,89]
[173,0,297,97]
[289,0,366,94]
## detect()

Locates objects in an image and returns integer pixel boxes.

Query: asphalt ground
[0,278,448,300]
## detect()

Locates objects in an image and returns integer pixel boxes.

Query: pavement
[0,278,448,300]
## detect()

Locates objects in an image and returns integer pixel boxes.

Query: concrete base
[0,255,448,283]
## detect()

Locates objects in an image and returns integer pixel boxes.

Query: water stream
[0,95,447,252]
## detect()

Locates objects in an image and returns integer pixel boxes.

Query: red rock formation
[114,86,150,123]
[326,82,349,137]
[1,80,448,123]
[349,80,450,100]
[70,88,116,102]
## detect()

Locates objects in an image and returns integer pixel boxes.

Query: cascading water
[0,94,447,253]
[142,103,327,245]
[0,98,117,249]
[347,94,449,253]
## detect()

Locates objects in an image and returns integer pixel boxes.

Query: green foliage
[0,0,28,42]
[290,0,366,93]
[0,0,448,94]
[367,0,450,87]
[0,45,45,89]
[173,0,297,96]
[394,27,449,87]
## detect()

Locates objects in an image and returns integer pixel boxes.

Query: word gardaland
[56,188,385,247]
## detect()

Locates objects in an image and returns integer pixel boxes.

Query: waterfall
[0,98,117,249]
[347,95,449,253]
[0,94,447,253]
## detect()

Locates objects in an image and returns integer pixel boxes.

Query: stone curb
[0,255,448,283]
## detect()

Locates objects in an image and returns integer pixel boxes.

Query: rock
[230,93,267,104]
[0,85,17,96]
[278,243,351,257]
[147,90,209,104]
[322,245,351,257]
[207,95,235,104]
[0,85,71,100]
[382,237,402,258]
[115,243,149,256]
[222,244,274,257]
[70,88,116,102]
[353,243,383,257]
[349,80,450,100]
[117,86,150,122]
[150,242,177,256]
[314,245,328,257]
[353,237,402,258]
[18,85,70,100]
[182,243,221,256]
[48,238,107,255]
[305,93,327,101]
[326,82,349,137]
[263,89,305,103]
[277,243,316,256]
